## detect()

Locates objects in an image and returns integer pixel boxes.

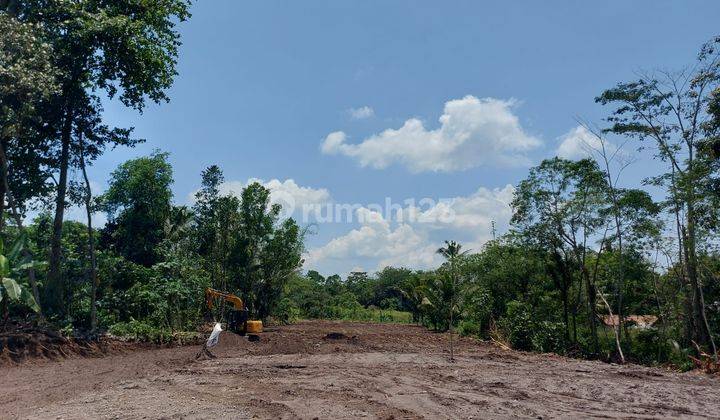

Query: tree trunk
[45,104,74,316]
[79,136,98,332]
[561,286,569,341]
[598,289,625,363]
[683,203,707,346]
[448,259,456,362]
[672,193,694,345]
[613,213,624,344]
[0,153,5,234]
[583,267,600,356]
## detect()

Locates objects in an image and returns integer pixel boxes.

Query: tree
[230,182,304,320]
[596,37,720,348]
[192,167,243,293]
[397,273,428,323]
[512,158,608,354]
[102,152,174,267]
[436,240,467,362]
[0,13,59,232]
[255,217,304,320]
[461,237,549,334]
[1,0,191,317]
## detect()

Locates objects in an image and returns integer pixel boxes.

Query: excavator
[204,288,262,337]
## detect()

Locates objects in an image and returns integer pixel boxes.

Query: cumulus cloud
[556,126,622,160]
[303,208,443,274]
[322,96,541,172]
[189,178,331,217]
[348,106,374,120]
[303,184,515,274]
[400,184,515,231]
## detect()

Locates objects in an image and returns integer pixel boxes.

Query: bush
[108,320,174,343]
[667,339,695,372]
[498,300,535,350]
[630,329,669,365]
[462,287,492,337]
[531,321,566,353]
[457,319,481,337]
[273,297,301,324]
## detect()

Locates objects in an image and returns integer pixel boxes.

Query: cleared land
[1,320,719,419]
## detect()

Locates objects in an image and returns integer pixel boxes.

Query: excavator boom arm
[205,287,245,311]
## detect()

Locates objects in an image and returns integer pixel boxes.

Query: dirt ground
[1,320,719,419]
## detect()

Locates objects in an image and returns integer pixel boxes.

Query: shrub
[498,300,535,351]
[457,319,481,337]
[108,320,174,343]
[273,297,301,324]
[531,321,566,354]
[630,329,668,365]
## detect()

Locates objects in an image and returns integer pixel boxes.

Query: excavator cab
[227,305,249,335]
[205,288,262,336]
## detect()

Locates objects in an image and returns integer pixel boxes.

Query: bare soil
[1,320,719,419]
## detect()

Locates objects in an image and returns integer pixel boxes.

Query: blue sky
[78,1,720,275]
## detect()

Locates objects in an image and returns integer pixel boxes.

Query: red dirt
[1,320,719,419]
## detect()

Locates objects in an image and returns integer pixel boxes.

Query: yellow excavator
[204,288,262,336]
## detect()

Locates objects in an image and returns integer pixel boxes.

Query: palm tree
[396,274,427,324]
[436,240,467,362]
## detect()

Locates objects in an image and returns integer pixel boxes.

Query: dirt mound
[0,324,203,366]
[0,329,128,365]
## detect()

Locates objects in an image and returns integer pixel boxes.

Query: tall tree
[227,182,304,320]
[0,13,58,230]
[596,37,720,347]
[193,165,238,291]
[102,152,174,267]
[2,0,191,316]
[512,158,608,354]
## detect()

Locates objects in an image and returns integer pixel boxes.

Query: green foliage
[0,239,40,313]
[272,297,301,325]
[498,300,536,351]
[531,321,567,354]
[457,319,481,337]
[108,320,175,344]
[1,277,39,313]
[280,272,414,323]
[2,9,718,376]
[461,286,493,336]
[102,152,174,267]
[496,301,567,353]
[192,166,305,321]
[630,329,668,366]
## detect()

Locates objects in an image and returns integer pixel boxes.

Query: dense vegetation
[1,3,719,369]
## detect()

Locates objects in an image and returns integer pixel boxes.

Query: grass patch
[325,307,413,323]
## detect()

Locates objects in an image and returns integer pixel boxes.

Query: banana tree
[0,239,40,320]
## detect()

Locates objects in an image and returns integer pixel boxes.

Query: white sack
[206,322,223,348]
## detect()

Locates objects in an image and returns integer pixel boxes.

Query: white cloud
[556,125,622,160]
[303,208,443,274]
[303,184,515,275]
[189,178,331,218]
[348,106,374,120]
[322,96,541,173]
[399,184,515,231]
